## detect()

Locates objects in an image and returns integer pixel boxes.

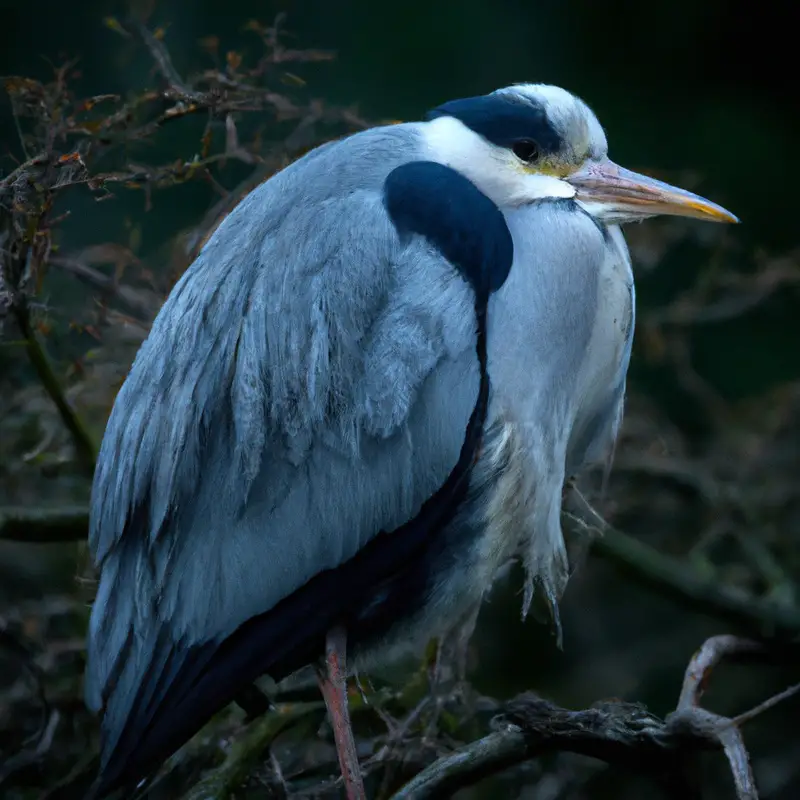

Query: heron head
[423,83,738,225]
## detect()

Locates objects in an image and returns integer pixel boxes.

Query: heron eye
[512,139,540,163]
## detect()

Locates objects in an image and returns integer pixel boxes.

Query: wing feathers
[93,325,489,795]
[87,127,505,794]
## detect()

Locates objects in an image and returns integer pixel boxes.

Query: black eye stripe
[425,94,562,155]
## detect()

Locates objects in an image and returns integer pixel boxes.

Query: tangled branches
[2,8,800,800]
[0,11,366,486]
[393,636,800,800]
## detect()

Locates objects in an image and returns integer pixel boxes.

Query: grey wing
[85,175,480,787]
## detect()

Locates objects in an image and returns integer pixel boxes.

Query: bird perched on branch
[84,83,737,798]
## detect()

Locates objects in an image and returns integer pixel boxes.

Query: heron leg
[316,626,366,800]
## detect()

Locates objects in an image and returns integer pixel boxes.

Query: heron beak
[568,158,739,224]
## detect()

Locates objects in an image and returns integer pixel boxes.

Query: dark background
[1,1,799,798]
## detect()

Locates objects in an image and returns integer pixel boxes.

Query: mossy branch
[181,702,325,800]
[5,494,800,650]
[591,524,800,639]
[389,636,797,800]
[13,302,97,476]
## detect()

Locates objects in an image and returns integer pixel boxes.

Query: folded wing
[85,139,504,793]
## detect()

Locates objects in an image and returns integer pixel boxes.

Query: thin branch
[676,635,767,710]
[590,523,800,638]
[12,301,96,475]
[612,453,723,504]
[8,485,800,662]
[390,635,799,800]
[0,710,61,786]
[127,21,201,100]
[645,264,800,327]
[388,728,529,800]
[666,635,772,800]
[564,488,800,639]
[0,152,49,188]
[730,682,800,727]
[181,702,324,800]
[389,695,700,800]
[48,256,155,319]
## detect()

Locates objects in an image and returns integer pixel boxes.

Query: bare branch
[664,635,777,800]
[388,728,529,800]
[390,635,800,800]
[389,695,700,800]
[127,20,202,100]
[11,301,97,475]
[719,725,758,800]
[731,683,800,728]
[48,256,156,319]
[181,702,324,800]
[590,523,800,638]
[676,635,767,710]
[0,710,61,787]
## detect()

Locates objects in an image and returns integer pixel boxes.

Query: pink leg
[316,626,366,800]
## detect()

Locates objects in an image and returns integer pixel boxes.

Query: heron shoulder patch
[383,161,513,300]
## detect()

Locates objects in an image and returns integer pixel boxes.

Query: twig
[0,152,49,188]
[128,21,201,100]
[731,683,800,727]
[646,264,800,327]
[0,622,49,741]
[390,635,799,800]
[8,488,800,655]
[675,635,766,710]
[12,301,96,475]
[590,524,800,638]
[48,256,155,319]
[612,453,722,504]
[609,456,794,602]
[664,635,797,798]
[389,695,696,800]
[0,506,89,542]
[182,702,324,800]
[388,728,529,800]
[0,710,61,786]
[565,488,800,639]
[666,635,772,800]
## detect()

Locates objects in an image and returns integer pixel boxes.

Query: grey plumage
[486,203,633,615]
[87,123,483,764]
[85,82,734,793]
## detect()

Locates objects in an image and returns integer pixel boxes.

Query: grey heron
[84,83,737,798]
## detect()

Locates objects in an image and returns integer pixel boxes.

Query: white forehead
[496,83,608,157]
